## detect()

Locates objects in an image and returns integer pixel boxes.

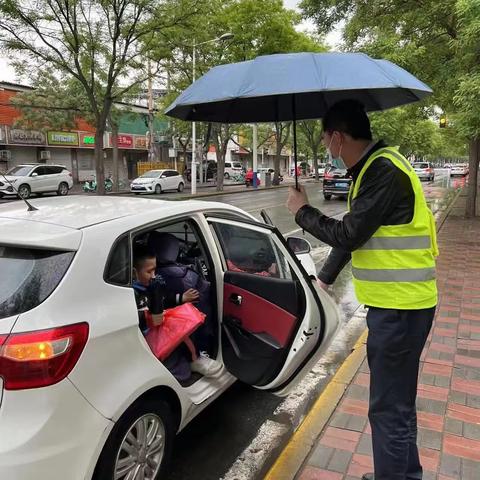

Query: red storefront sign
[117,134,133,148]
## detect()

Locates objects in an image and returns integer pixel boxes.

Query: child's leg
[184,337,197,361]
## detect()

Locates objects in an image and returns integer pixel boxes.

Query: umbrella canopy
[165,52,433,123]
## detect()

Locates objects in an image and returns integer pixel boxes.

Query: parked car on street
[130,169,185,194]
[224,162,244,179]
[0,196,340,480]
[184,160,217,182]
[0,163,73,199]
[322,165,352,200]
[450,163,469,176]
[309,163,327,178]
[412,162,435,181]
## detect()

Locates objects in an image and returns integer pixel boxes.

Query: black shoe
[361,474,374,480]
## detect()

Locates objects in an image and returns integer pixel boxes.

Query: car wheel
[155,184,162,195]
[18,184,31,199]
[224,172,230,179]
[57,182,69,196]
[93,398,175,480]
[177,182,184,192]
[323,193,332,200]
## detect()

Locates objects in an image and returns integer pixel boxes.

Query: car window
[212,222,291,279]
[0,246,75,319]
[225,163,231,168]
[414,163,429,168]
[6,166,34,176]
[104,235,131,286]
[33,166,48,176]
[45,166,62,175]
[169,170,180,177]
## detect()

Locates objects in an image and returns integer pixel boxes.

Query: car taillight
[0,323,89,390]
[324,172,332,179]
[68,172,72,177]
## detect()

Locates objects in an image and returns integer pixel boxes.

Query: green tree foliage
[0,0,203,193]
[301,0,479,214]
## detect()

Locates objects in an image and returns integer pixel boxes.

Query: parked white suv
[0,196,340,480]
[0,164,73,199]
[223,162,244,179]
[130,169,185,194]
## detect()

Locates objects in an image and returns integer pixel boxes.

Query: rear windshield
[0,246,74,319]
[414,163,429,168]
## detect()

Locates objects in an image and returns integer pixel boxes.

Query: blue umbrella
[165,52,432,186]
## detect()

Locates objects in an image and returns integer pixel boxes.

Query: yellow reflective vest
[348,146,438,309]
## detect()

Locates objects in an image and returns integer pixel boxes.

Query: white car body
[130,169,185,194]
[450,164,469,176]
[0,196,341,480]
[224,162,243,178]
[309,163,327,178]
[412,162,435,181]
[0,164,73,199]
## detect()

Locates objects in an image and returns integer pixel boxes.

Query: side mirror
[160,174,166,178]
[31,172,38,177]
[287,236,311,254]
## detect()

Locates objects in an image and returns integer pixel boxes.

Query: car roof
[0,196,248,230]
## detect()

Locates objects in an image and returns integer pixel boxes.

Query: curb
[262,185,460,480]
[264,331,368,480]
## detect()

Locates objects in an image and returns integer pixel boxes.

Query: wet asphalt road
[0,170,459,479]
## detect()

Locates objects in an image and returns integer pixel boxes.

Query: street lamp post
[191,33,234,195]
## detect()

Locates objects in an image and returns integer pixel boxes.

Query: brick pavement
[295,194,480,480]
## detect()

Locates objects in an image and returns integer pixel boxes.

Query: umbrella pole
[292,96,299,190]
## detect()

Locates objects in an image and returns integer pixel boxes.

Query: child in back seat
[133,245,222,380]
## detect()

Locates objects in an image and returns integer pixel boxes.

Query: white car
[130,169,185,194]
[412,162,435,181]
[0,196,340,480]
[0,163,73,199]
[450,164,469,176]
[223,162,244,179]
[309,163,327,178]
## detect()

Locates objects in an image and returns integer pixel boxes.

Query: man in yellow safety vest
[287,99,438,480]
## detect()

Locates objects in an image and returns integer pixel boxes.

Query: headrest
[147,232,180,263]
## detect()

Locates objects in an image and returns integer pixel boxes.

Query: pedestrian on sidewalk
[286,99,438,480]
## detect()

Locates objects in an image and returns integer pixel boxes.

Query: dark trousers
[366,306,435,480]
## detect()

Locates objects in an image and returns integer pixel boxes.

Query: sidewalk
[266,191,480,480]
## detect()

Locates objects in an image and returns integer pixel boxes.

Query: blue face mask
[327,137,347,170]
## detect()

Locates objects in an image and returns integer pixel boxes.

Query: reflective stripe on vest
[349,146,438,310]
[352,266,436,282]
[359,235,431,250]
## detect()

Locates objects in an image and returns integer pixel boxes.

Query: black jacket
[295,141,415,285]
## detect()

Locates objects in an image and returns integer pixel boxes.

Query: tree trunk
[466,137,480,218]
[112,121,119,192]
[273,137,282,186]
[312,147,319,182]
[95,125,106,195]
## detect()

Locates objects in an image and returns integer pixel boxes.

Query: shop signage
[8,128,46,145]
[117,134,133,148]
[80,133,95,147]
[134,136,147,149]
[47,131,79,146]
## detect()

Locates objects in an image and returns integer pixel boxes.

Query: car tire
[224,172,230,179]
[323,193,332,200]
[177,182,184,192]
[18,184,31,199]
[155,184,162,195]
[57,182,69,196]
[93,398,175,480]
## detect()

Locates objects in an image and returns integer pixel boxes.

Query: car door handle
[229,294,243,306]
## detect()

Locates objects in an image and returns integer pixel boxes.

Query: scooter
[82,177,113,193]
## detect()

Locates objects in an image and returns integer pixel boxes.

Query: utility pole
[147,59,155,163]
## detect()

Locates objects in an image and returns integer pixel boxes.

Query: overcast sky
[0,0,341,84]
